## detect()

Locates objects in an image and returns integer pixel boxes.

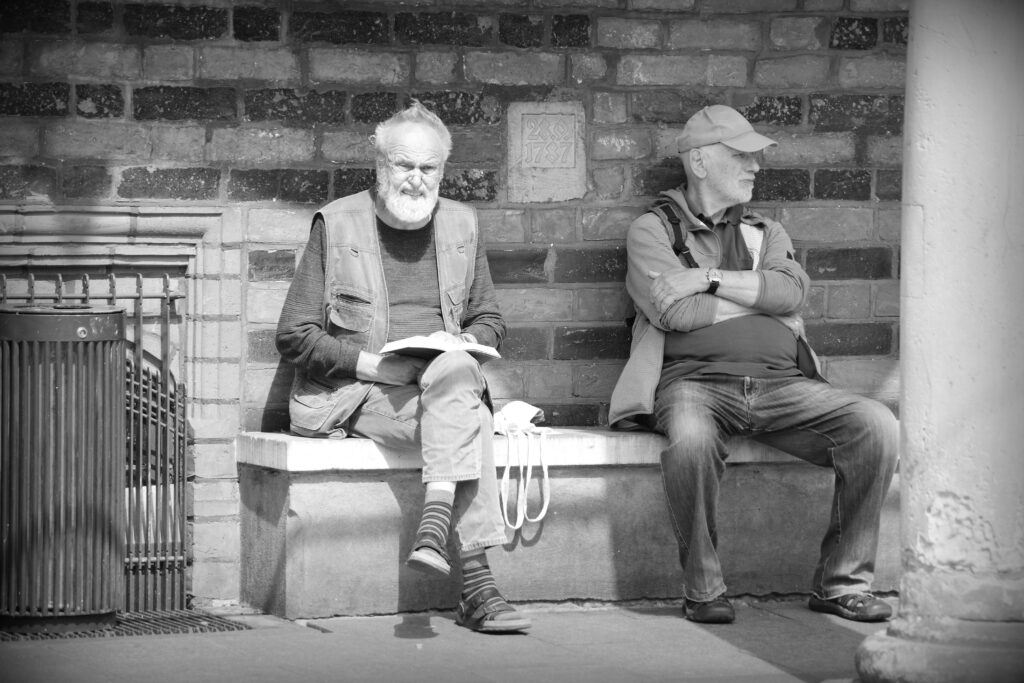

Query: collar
[659,188,744,232]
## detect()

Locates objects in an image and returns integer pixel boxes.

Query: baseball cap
[677,105,777,154]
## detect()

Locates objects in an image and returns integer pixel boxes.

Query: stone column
[856,1,1024,681]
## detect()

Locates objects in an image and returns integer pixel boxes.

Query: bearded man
[276,101,530,633]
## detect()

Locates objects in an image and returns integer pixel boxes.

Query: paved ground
[0,596,893,683]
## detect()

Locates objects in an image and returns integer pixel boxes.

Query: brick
[30,41,141,81]
[333,168,375,197]
[500,14,544,48]
[810,94,903,134]
[198,46,299,81]
[708,56,748,87]
[0,165,56,199]
[209,128,315,164]
[592,92,627,124]
[802,286,826,319]
[805,247,893,280]
[875,170,901,201]
[322,131,374,164]
[244,89,346,125]
[804,0,843,9]
[63,165,110,198]
[770,18,825,50]
[571,54,608,84]
[351,92,398,124]
[152,125,206,162]
[395,12,493,46]
[193,442,238,479]
[814,169,871,200]
[43,121,150,159]
[582,207,644,241]
[498,288,573,321]
[632,91,712,125]
[597,18,661,49]
[753,169,810,201]
[0,41,23,76]
[552,15,590,48]
[248,249,295,281]
[478,209,527,243]
[866,135,902,166]
[592,130,651,161]
[765,133,856,166]
[534,403,602,427]
[118,167,220,200]
[439,169,497,202]
[636,162,685,197]
[830,17,878,49]
[778,207,874,242]
[76,84,123,118]
[488,248,548,284]
[247,208,315,244]
[500,326,550,360]
[124,4,228,40]
[554,247,626,283]
[0,122,39,156]
[143,45,193,82]
[0,82,68,116]
[291,10,388,44]
[837,55,906,89]
[754,55,830,88]
[234,6,279,42]
[134,86,236,122]
[229,169,328,204]
[704,0,797,11]
[553,325,629,360]
[310,50,410,86]
[874,281,899,317]
[415,52,459,85]
[850,0,908,10]
[668,20,761,51]
[577,287,631,321]
[883,17,908,46]
[538,0,616,6]
[192,519,239,559]
[593,166,626,199]
[827,283,871,318]
[465,52,564,86]
[482,363,525,399]
[877,208,900,242]
[247,328,279,363]
[0,0,70,34]
[630,0,696,8]
[78,2,113,34]
[412,91,502,125]
[617,55,706,86]
[529,209,576,243]
[806,322,893,356]
[574,363,622,399]
[525,363,573,400]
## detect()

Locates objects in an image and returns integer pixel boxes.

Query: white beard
[379,180,438,225]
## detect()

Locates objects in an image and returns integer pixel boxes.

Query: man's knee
[421,349,482,386]
[846,397,899,465]
[660,414,723,473]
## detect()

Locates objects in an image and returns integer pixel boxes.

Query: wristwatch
[706,268,723,295]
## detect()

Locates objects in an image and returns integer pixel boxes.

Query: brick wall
[0,0,907,606]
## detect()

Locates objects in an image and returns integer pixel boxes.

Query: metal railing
[1,272,190,612]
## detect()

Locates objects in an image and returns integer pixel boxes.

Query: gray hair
[372,100,452,161]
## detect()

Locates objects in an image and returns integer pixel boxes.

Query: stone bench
[237,429,900,619]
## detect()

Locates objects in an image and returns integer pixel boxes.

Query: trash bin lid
[0,304,126,342]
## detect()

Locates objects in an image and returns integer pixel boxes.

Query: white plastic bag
[493,401,550,529]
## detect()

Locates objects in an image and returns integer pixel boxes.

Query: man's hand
[356,351,427,386]
[648,268,709,315]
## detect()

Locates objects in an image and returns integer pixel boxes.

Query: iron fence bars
[0,272,189,613]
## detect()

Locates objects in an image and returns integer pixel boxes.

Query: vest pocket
[328,286,373,333]
[290,375,338,433]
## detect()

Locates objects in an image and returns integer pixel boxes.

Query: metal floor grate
[0,610,251,641]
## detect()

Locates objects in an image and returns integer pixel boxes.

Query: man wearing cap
[609,105,898,625]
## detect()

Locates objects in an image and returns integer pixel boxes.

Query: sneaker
[809,593,892,622]
[684,596,735,624]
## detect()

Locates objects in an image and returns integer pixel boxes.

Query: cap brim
[721,131,777,152]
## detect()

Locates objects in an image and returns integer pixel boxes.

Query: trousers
[345,350,508,554]
[652,374,898,602]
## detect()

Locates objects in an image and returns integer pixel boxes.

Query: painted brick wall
[0,0,908,606]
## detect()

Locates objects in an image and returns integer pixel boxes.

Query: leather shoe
[684,596,734,624]
[809,593,892,622]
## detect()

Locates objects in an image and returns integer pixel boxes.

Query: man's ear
[688,148,708,179]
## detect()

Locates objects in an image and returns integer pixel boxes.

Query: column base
[856,617,1024,683]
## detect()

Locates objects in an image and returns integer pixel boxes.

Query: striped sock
[413,489,454,554]
[460,553,498,603]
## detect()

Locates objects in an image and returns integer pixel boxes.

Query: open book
[379,335,501,362]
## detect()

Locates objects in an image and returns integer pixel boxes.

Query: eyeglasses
[383,157,442,180]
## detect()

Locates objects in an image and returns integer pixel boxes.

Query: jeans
[652,374,898,602]
[346,350,508,554]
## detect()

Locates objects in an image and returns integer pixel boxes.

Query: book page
[379,335,501,362]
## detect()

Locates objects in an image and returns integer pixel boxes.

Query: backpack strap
[648,199,699,268]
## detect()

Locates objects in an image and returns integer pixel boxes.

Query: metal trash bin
[0,304,126,633]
